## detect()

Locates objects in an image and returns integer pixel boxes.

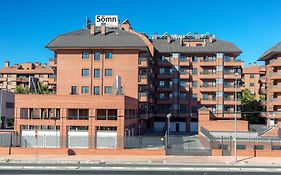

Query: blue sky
[0,0,281,67]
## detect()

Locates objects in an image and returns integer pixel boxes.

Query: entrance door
[176,123,180,132]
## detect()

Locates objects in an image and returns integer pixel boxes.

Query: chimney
[4,61,9,68]
[101,25,106,35]
[122,23,130,31]
[152,33,158,40]
[208,35,213,43]
[90,24,95,35]
[179,37,183,46]
[167,35,171,43]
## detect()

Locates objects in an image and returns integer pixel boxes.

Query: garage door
[21,130,60,148]
[68,131,88,148]
[154,122,165,131]
[96,131,117,148]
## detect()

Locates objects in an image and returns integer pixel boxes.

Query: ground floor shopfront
[14,94,139,149]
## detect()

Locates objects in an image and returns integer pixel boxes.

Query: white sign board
[95,15,118,27]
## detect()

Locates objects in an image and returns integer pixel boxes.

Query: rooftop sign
[95,15,118,27]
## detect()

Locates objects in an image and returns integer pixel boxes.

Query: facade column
[60,108,67,148]
[89,108,96,148]
[117,109,124,149]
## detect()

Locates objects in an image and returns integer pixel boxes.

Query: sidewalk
[0,154,281,167]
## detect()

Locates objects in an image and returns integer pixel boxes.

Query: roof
[46,28,147,50]
[0,65,53,74]
[152,39,242,54]
[258,42,281,61]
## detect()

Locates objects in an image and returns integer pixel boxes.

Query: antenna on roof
[85,16,91,29]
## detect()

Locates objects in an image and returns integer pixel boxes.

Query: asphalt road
[0,170,280,175]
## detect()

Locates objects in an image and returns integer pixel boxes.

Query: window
[224,81,230,87]
[94,69,100,78]
[203,93,208,100]
[105,86,112,94]
[224,56,230,62]
[94,86,100,95]
[94,52,100,61]
[203,81,208,87]
[224,68,230,74]
[250,74,254,78]
[71,86,77,95]
[196,43,202,47]
[192,56,197,62]
[250,83,255,87]
[81,86,89,94]
[159,93,165,99]
[180,80,187,87]
[254,145,264,150]
[82,51,89,59]
[192,68,197,75]
[192,93,197,100]
[237,145,246,150]
[82,69,89,77]
[192,106,198,113]
[105,52,112,59]
[105,69,112,76]
[203,68,208,74]
[159,81,165,87]
[192,81,197,87]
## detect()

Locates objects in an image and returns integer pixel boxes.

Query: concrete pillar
[117,109,124,149]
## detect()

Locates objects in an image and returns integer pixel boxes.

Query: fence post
[9,133,12,155]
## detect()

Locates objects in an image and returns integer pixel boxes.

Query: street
[0,169,280,175]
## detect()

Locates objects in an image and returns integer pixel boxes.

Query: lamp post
[234,70,239,162]
[167,113,171,148]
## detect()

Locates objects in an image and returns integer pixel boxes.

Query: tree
[15,86,30,94]
[241,89,264,124]
[37,84,50,94]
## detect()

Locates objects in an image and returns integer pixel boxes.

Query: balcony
[138,75,148,84]
[138,57,147,67]
[157,97,172,104]
[0,84,7,89]
[200,85,217,92]
[269,72,281,80]
[16,77,29,82]
[138,92,147,102]
[0,77,6,81]
[157,59,172,66]
[270,59,281,67]
[157,72,173,79]
[200,59,217,66]
[269,85,281,92]
[200,98,217,105]
[224,98,241,105]
[200,72,217,79]
[259,76,266,83]
[157,85,172,92]
[179,57,189,66]
[224,85,241,92]
[224,72,241,79]
[179,70,190,79]
[224,59,243,66]
[96,115,117,120]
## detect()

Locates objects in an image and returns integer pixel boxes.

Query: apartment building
[258,42,281,127]
[152,33,243,133]
[14,20,154,149]
[242,62,266,100]
[0,61,55,93]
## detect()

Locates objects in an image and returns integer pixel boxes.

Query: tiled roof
[46,28,147,49]
[258,42,281,61]
[152,39,242,54]
[0,66,53,74]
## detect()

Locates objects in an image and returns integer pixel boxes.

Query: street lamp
[234,69,239,162]
[167,113,171,148]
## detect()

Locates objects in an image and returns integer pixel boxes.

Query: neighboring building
[242,62,266,100]
[152,33,243,133]
[0,61,55,93]
[0,90,14,129]
[258,42,281,127]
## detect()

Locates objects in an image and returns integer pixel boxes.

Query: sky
[0,0,281,67]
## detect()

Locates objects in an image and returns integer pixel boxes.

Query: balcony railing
[138,92,147,97]
[96,115,117,120]
[201,98,216,101]
[67,116,89,120]
[180,57,188,62]
[200,72,216,75]
[200,59,216,62]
